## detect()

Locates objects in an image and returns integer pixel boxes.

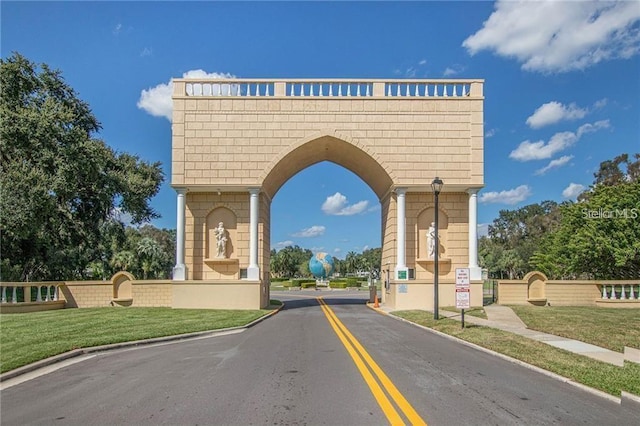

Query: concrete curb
[0,304,283,383]
[365,303,624,405]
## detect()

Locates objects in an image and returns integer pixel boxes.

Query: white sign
[456,288,470,309]
[455,268,470,288]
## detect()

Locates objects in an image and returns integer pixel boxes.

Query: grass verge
[509,306,639,352]
[393,310,640,397]
[440,306,488,319]
[0,307,272,374]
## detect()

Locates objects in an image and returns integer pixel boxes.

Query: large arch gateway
[171,78,484,310]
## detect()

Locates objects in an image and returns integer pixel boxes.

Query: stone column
[395,188,409,280]
[468,189,482,280]
[247,188,260,280]
[173,188,187,280]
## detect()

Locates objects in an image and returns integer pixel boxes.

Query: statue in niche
[426,222,439,259]
[214,222,228,258]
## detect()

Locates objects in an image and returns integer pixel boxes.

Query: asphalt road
[1,291,637,425]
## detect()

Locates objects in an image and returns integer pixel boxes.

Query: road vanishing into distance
[2,291,637,425]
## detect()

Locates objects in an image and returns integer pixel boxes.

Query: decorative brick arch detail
[259,130,396,200]
[524,271,548,301]
[111,271,135,300]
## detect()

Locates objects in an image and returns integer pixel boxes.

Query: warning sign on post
[455,268,470,288]
[456,268,471,309]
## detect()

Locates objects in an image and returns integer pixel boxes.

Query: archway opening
[270,161,382,283]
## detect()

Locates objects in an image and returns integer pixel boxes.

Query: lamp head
[431,177,443,195]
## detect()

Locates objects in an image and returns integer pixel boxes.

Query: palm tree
[136,237,164,279]
[111,250,135,273]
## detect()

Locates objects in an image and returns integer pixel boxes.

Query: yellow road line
[317,298,405,425]
[317,297,428,426]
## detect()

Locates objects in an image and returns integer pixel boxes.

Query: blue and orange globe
[309,252,335,279]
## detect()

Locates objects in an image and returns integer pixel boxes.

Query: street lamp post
[431,177,443,320]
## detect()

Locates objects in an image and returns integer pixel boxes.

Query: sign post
[455,268,471,328]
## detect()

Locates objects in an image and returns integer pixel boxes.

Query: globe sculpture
[308,252,335,280]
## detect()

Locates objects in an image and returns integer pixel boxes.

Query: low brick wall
[498,271,639,307]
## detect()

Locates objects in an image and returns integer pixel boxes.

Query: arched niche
[525,271,548,304]
[111,271,134,306]
[206,207,237,260]
[417,207,449,259]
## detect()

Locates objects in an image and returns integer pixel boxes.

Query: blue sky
[3,1,639,259]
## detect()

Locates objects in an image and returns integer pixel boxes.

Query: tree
[532,153,640,279]
[136,237,164,280]
[479,201,560,279]
[0,53,164,281]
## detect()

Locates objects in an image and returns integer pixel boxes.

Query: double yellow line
[317,297,427,426]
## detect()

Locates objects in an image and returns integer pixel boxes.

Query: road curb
[365,303,623,405]
[0,304,283,383]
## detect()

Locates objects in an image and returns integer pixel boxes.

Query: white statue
[427,222,438,259]
[214,222,228,258]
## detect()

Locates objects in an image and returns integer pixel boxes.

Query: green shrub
[282,280,297,287]
[301,282,317,289]
[270,278,289,283]
[331,281,347,289]
[291,278,315,287]
[346,278,361,287]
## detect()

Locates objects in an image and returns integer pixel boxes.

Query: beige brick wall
[132,281,173,307]
[498,276,640,306]
[172,95,484,194]
[173,79,484,287]
[60,281,113,308]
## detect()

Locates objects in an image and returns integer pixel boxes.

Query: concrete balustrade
[182,78,481,99]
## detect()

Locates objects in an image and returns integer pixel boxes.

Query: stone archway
[170,78,485,310]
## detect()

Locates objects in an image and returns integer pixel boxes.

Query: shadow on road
[277,295,369,311]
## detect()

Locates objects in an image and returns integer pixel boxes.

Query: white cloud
[477,223,489,237]
[480,185,532,205]
[140,47,153,57]
[509,120,610,161]
[292,226,325,238]
[526,101,588,128]
[593,98,608,109]
[485,128,496,138]
[137,69,235,121]
[274,240,294,249]
[333,248,342,254]
[321,192,369,216]
[463,0,640,73]
[534,155,573,175]
[562,183,586,199]
[419,59,427,65]
[113,23,122,35]
[443,64,465,77]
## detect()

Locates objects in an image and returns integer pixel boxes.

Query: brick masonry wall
[172,97,483,192]
[173,83,483,283]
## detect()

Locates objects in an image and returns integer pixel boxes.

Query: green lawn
[509,306,640,352]
[393,310,640,397]
[0,307,273,373]
[441,306,488,319]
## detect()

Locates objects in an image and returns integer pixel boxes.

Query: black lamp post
[431,177,443,320]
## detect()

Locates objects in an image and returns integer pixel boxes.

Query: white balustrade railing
[182,79,477,98]
[601,284,640,300]
[0,284,60,304]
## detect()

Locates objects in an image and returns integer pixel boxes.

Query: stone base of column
[469,266,482,281]
[246,266,260,280]
[173,264,188,281]
[395,266,409,281]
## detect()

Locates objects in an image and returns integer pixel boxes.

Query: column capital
[395,187,407,196]
[175,187,188,195]
[467,188,480,196]
[248,187,260,195]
